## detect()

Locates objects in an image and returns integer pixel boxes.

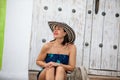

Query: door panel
[83,0,94,70]
[101,0,119,70]
[90,0,105,69]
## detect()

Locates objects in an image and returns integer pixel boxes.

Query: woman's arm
[58,44,76,71]
[36,43,50,68]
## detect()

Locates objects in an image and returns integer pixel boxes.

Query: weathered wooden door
[83,0,120,76]
[29,0,120,76]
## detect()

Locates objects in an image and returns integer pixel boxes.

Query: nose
[54,30,58,33]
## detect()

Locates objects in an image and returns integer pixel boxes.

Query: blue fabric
[45,53,69,65]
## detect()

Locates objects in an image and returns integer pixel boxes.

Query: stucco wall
[0,0,33,80]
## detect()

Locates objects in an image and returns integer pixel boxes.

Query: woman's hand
[45,62,55,68]
[45,62,61,69]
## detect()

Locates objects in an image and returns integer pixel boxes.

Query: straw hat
[48,21,76,43]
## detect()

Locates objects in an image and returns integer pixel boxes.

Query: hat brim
[48,21,75,43]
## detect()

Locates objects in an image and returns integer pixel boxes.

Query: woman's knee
[46,67,55,74]
[55,66,66,80]
[56,66,65,73]
[46,67,55,80]
[38,69,46,80]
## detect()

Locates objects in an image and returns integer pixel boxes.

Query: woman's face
[53,25,66,39]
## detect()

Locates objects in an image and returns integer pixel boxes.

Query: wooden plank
[29,0,46,70]
[89,69,111,76]
[117,0,120,77]
[90,0,105,69]
[101,0,119,70]
[66,0,87,67]
[83,0,94,70]
[29,0,86,70]
[89,69,119,76]
[89,75,120,80]
[29,71,39,80]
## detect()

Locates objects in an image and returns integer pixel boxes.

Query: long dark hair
[61,30,69,45]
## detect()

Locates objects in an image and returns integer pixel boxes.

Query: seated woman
[36,21,76,80]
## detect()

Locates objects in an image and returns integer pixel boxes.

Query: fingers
[45,62,61,69]
[45,62,55,68]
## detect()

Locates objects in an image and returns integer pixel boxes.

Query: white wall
[0,0,33,80]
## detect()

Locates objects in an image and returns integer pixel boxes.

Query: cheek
[61,33,66,37]
[55,30,66,37]
[63,32,66,36]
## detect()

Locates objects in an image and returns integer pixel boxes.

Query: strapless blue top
[45,53,69,65]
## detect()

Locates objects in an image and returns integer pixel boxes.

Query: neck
[54,38,64,46]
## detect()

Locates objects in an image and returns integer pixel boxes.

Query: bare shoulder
[42,42,53,50]
[67,44,76,56]
[67,43,76,51]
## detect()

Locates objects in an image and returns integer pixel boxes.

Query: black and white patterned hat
[48,21,76,43]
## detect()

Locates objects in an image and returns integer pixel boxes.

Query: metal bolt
[58,7,62,11]
[102,12,106,16]
[88,10,91,14]
[72,9,76,13]
[44,6,48,10]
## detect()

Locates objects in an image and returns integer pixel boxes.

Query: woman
[36,21,76,80]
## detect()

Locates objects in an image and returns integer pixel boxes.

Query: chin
[54,35,58,38]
